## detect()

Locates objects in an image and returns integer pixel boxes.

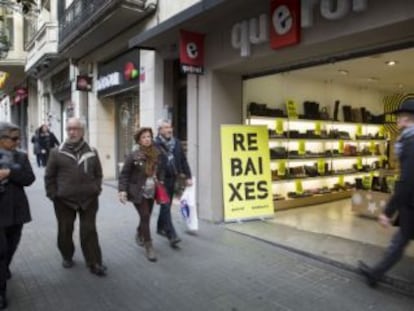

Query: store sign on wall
[231,0,368,57]
[220,125,274,222]
[180,30,205,75]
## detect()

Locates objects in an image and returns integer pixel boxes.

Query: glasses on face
[66,127,81,131]
[2,136,20,142]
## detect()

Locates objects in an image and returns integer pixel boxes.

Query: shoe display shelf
[247,116,389,211]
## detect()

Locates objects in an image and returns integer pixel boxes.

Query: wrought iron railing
[58,0,146,44]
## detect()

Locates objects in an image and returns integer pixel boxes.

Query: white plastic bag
[180,178,198,232]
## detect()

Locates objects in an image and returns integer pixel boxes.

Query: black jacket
[154,136,192,181]
[38,131,59,151]
[0,151,35,228]
[384,134,414,239]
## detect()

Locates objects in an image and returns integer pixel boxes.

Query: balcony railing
[59,0,146,44]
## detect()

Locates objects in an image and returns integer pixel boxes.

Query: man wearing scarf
[359,98,414,288]
[45,118,106,276]
[155,119,192,247]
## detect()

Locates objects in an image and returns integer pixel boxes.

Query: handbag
[155,183,170,204]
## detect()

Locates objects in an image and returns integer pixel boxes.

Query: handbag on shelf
[154,183,170,205]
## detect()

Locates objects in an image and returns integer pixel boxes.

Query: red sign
[269,0,300,49]
[13,87,28,104]
[179,30,205,74]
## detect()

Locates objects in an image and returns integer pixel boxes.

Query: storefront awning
[128,0,252,49]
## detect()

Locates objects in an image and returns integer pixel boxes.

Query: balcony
[59,0,156,58]
[25,22,59,75]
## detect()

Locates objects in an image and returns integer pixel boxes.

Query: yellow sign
[221,125,274,222]
[295,180,303,194]
[378,125,385,138]
[339,140,344,154]
[278,160,286,176]
[338,175,345,187]
[286,100,298,119]
[298,140,306,155]
[315,121,322,135]
[356,157,363,170]
[369,141,376,154]
[275,119,284,135]
[356,124,363,137]
[317,159,325,175]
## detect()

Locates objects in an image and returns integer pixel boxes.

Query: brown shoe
[144,241,157,262]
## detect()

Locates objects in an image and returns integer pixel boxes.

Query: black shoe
[0,294,7,310]
[358,261,379,288]
[62,259,74,269]
[6,268,11,280]
[169,237,181,248]
[89,264,107,277]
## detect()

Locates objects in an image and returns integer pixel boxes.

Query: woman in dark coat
[359,99,414,288]
[0,122,35,309]
[118,127,164,262]
[37,124,59,167]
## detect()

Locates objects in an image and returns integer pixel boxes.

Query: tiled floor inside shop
[269,199,414,257]
[226,199,414,283]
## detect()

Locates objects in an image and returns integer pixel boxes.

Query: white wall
[243,74,389,119]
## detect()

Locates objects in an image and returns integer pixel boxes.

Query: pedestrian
[358,98,414,288]
[0,122,35,309]
[37,124,59,167]
[44,117,107,276]
[118,127,164,262]
[154,119,192,247]
[31,128,42,168]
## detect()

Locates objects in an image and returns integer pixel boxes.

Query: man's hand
[118,192,127,204]
[0,169,10,181]
[186,178,193,187]
[378,213,391,228]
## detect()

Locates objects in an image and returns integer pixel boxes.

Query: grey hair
[156,118,171,130]
[0,122,20,138]
[66,117,86,130]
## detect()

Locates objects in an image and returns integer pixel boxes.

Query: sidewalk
[5,167,414,310]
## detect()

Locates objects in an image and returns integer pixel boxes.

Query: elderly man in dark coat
[0,122,35,309]
[359,98,414,288]
[45,117,106,276]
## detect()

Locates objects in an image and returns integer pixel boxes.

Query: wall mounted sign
[180,30,205,75]
[76,75,93,92]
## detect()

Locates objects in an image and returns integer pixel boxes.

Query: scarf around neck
[159,135,176,154]
[138,144,159,177]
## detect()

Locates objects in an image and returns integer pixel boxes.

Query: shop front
[129,0,414,226]
[97,49,140,176]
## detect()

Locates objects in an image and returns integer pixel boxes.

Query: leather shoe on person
[0,294,7,310]
[6,268,11,280]
[62,259,74,269]
[169,237,181,248]
[358,261,379,288]
[89,264,107,277]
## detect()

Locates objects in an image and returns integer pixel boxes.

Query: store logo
[231,0,368,57]
[124,62,139,81]
[96,72,121,92]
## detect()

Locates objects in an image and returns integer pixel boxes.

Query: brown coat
[118,147,164,204]
[44,141,102,210]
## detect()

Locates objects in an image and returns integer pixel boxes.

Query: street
[5,166,414,311]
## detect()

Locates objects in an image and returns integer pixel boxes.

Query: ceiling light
[367,77,380,82]
[385,60,398,66]
[338,69,349,75]
[397,83,404,89]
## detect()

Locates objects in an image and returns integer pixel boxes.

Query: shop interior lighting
[367,77,380,82]
[385,60,398,66]
[338,69,349,75]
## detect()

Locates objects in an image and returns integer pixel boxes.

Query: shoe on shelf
[0,294,7,310]
[62,259,74,269]
[169,237,181,248]
[6,268,11,280]
[358,260,379,288]
[89,263,107,277]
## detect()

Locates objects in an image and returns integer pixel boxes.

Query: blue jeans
[157,179,177,239]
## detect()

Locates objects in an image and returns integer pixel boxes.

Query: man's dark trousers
[157,179,177,239]
[371,229,411,277]
[0,224,23,295]
[53,200,102,266]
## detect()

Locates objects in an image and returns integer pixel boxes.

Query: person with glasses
[44,118,107,276]
[0,122,35,309]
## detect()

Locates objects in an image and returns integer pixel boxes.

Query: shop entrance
[239,46,414,254]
